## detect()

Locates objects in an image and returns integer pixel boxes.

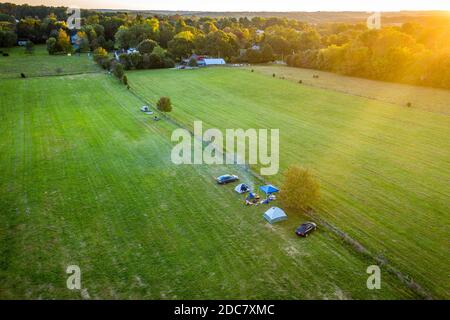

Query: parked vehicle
[216,174,239,184]
[295,222,317,237]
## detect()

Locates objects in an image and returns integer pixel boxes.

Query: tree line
[1,3,449,89]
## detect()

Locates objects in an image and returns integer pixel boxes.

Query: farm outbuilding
[203,58,226,66]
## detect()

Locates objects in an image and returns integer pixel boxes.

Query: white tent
[234,183,250,194]
[263,207,287,224]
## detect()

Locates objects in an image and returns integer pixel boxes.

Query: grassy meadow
[247,65,450,115]
[0,45,101,79]
[128,67,450,298]
[0,67,417,299]
[0,48,448,299]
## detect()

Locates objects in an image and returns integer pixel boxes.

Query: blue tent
[263,207,287,224]
[259,185,279,195]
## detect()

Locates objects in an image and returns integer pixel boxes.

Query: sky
[7,0,450,12]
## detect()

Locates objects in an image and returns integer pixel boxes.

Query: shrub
[298,80,302,84]
[272,73,276,77]
[156,96,172,112]
[279,165,320,212]
[100,58,112,70]
[136,39,158,55]
[93,47,108,64]
[113,62,125,80]
[25,41,34,54]
[57,29,72,54]
[149,53,163,68]
[188,57,198,67]
[128,52,143,69]
[46,37,57,55]
[406,102,412,107]
[122,75,128,86]
[163,57,175,68]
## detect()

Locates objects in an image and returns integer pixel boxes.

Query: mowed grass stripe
[128,67,450,298]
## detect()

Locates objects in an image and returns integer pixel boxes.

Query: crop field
[0,62,419,299]
[128,67,450,299]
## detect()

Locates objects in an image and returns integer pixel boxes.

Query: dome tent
[235,183,250,194]
[263,207,287,224]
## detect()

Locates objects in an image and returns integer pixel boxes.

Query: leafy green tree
[0,30,17,47]
[158,21,175,48]
[261,44,274,62]
[204,30,237,59]
[157,96,172,112]
[168,36,194,60]
[149,53,163,68]
[297,30,321,51]
[93,47,108,63]
[280,165,320,212]
[137,39,157,54]
[46,37,57,54]
[76,31,90,53]
[113,62,125,79]
[57,29,72,54]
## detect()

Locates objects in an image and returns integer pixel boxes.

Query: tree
[128,52,143,69]
[168,37,194,60]
[297,30,321,51]
[204,30,237,59]
[158,21,175,48]
[76,31,90,53]
[279,165,320,212]
[115,24,159,49]
[25,40,34,54]
[46,37,57,54]
[245,49,262,63]
[113,62,125,79]
[0,30,17,48]
[93,47,108,63]
[157,97,172,112]
[137,39,157,54]
[261,44,274,62]
[57,29,72,54]
[148,53,163,68]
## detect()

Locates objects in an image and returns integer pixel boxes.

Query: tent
[235,183,250,194]
[263,207,287,224]
[141,106,149,112]
[259,185,279,195]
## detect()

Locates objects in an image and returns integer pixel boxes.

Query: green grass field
[0,51,448,299]
[128,67,450,299]
[0,70,418,299]
[0,45,101,79]
[247,65,450,115]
